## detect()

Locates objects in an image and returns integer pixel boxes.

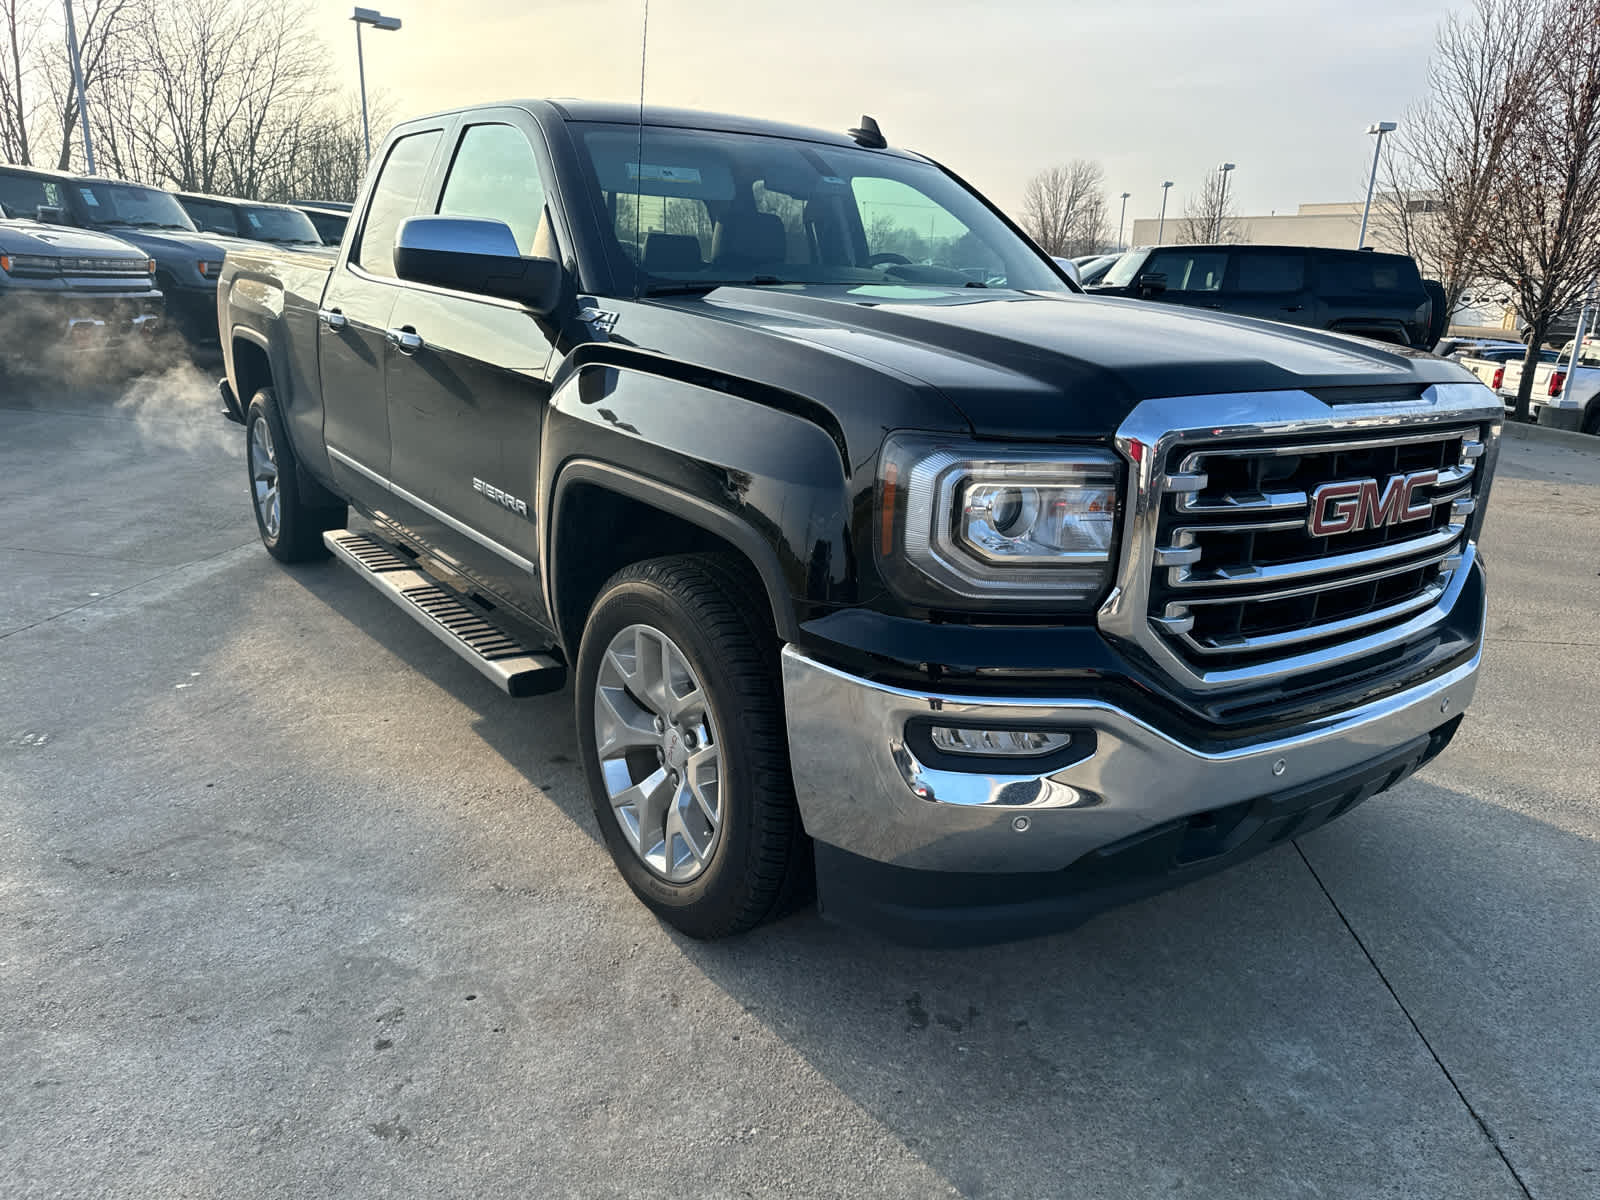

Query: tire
[244,387,346,562]
[1584,403,1600,436]
[575,554,809,939]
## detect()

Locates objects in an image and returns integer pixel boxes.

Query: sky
[312,0,1457,223]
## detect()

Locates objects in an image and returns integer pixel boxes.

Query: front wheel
[575,554,808,938]
[244,387,346,563]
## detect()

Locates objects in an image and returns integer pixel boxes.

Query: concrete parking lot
[2,374,1597,1199]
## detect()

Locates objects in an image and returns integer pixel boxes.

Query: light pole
[352,7,402,163]
[1157,180,1173,243]
[1357,121,1397,249]
[62,0,95,173]
[1117,191,1131,250]
[1214,163,1235,242]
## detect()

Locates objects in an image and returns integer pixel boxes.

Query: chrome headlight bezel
[876,432,1123,611]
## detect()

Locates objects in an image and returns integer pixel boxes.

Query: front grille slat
[1148,423,1490,675]
[1172,523,1465,589]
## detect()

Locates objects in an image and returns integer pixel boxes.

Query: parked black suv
[1088,244,1446,349]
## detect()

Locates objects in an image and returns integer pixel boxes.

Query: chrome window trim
[326,444,536,574]
[1096,382,1502,693]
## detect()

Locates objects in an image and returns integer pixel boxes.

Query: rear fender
[223,266,334,486]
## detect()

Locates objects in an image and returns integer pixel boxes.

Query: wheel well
[232,336,272,405]
[552,481,779,656]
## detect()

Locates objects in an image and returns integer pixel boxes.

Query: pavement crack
[1294,843,1536,1200]
[0,544,159,566]
[0,539,257,642]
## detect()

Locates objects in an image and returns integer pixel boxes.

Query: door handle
[319,307,347,331]
[1281,304,1305,312]
[386,326,423,356]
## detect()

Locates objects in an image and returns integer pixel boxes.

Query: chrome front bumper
[781,642,1480,875]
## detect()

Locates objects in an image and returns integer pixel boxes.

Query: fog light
[928,726,1073,757]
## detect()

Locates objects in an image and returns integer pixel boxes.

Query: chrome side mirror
[393,216,562,314]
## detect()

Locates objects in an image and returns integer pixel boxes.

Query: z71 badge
[473,477,528,517]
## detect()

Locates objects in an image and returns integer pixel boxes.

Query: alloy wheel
[593,623,724,883]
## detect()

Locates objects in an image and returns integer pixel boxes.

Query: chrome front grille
[1097,384,1504,694]
[64,256,150,276]
[1148,425,1488,672]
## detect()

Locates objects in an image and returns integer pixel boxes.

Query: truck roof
[405,98,923,159]
[0,162,145,188]
[173,190,301,211]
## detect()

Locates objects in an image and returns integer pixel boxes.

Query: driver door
[383,114,562,625]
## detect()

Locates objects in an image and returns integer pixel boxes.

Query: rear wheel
[1584,403,1600,436]
[244,387,345,562]
[575,554,808,938]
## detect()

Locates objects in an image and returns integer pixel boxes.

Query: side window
[1316,252,1417,295]
[437,123,546,255]
[1145,249,1228,293]
[0,174,57,218]
[1232,250,1305,293]
[183,199,236,236]
[356,129,443,277]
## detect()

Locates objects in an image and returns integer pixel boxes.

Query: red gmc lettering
[1309,469,1438,536]
[1308,480,1364,535]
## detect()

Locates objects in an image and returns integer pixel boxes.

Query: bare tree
[1021,160,1108,257]
[0,0,45,164]
[45,0,140,170]
[1481,0,1600,420]
[1376,0,1543,320]
[1177,169,1241,244]
[105,0,318,194]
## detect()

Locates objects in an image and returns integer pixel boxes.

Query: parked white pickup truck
[1499,340,1600,432]
[1457,344,1544,395]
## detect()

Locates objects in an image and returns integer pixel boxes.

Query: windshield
[576,124,1066,294]
[240,205,320,244]
[1097,249,1150,289]
[74,181,196,230]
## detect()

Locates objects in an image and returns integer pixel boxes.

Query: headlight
[876,433,1121,609]
[0,252,60,276]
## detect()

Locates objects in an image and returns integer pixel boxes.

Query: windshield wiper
[644,275,790,296]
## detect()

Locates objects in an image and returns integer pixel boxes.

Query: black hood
[664,286,1475,440]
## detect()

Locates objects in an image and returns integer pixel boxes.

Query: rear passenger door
[1222,248,1310,328]
[383,112,564,625]
[320,125,445,513]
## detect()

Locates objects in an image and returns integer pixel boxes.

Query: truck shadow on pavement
[282,562,1598,1197]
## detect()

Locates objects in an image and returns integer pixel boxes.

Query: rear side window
[1145,249,1228,292]
[1316,252,1422,295]
[437,123,546,255]
[356,129,442,277]
[1232,250,1305,293]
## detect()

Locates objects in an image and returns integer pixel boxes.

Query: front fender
[541,361,859,637]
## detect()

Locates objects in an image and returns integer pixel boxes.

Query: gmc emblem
[1308,469,1438,536]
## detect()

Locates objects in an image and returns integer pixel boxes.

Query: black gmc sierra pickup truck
[218,100,1501,946]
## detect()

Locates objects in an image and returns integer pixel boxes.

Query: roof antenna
[633,0,649,301]
[848,115,886,149]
